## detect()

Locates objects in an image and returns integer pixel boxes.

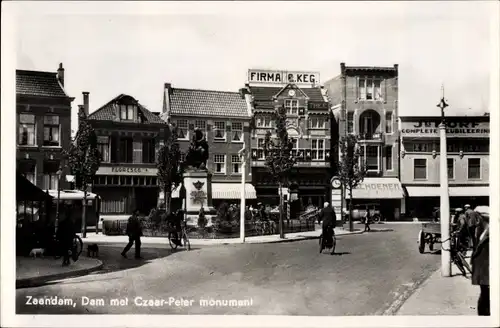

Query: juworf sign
[401,119,489,137]
[248,69,320,85]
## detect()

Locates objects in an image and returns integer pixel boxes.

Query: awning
[162,183,257,200]
[351,178,404,199]
[405,186,489,197]
[16,173,53,202]
[46,190,98,200]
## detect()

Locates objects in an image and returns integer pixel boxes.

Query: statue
[185,128,209,170]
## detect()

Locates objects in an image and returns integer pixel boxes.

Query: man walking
[471,212,489,316]
[319,202,337,245]
[121,209,143,259]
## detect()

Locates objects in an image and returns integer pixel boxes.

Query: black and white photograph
[1,1,499,327]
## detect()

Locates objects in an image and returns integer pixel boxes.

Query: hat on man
[464,204,471,209]
[324,202,330,208]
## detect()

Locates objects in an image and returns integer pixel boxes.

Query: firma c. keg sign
[401,119,490,137]
[248,69,320,85]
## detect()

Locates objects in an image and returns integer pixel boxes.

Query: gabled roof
[88,94,165,124]
[272,84,309,100]
[16,70,69,98]
[249,86,325,106]
[169,88,249,118]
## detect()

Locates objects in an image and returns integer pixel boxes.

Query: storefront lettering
[248,70,319,85]
[357,183,402,191]
[308,102,329,110]
[111,167,147,173]
[401,120,489,136]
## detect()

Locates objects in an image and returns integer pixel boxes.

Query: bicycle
[441,230,472,276]
[51,234,83,261]
[168,219,191,251]
[319,226,336,255]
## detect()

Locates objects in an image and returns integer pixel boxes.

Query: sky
[9,1,496,133]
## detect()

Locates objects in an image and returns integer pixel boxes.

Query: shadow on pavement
[364,228,394,232]
[331,252,351,256]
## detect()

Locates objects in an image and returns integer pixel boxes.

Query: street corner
[16,256,104,289]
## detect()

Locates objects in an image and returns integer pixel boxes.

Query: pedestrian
[471,212,489,316]
[121,209,143,259]
[452,208,468,248]
[56,209,75,266]
[465,204,480,250]
[319,202,337,245]
[364,206,372,232]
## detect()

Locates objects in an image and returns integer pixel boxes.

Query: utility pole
[437,85,451,277]
[239,143,247,243]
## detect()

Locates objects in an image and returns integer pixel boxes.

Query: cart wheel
[372,215,381,223]
[418,230,425,254]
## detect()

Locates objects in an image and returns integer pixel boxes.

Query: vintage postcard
[1,1,499,327]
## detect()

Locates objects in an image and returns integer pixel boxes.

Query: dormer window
[120,104,135,121]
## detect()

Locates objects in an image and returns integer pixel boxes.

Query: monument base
[183,169,217,227]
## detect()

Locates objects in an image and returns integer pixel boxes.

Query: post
[437,88,451,277]
[239,144,247,243]
[55,167,62,234]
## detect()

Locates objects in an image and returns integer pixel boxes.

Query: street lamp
[238,143,248,243]
[437,85,451,277]
[55,166,63,233]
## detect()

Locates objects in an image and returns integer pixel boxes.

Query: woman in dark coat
[470,213,489,316]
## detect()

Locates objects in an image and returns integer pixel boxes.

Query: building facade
[324,63,403,220]
[400,115,490,218]
[161,83,255,208]
[16,63,74,190]
[242,69,332,209]
[86,93,168,215]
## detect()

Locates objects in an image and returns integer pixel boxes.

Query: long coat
[471,227,489,286]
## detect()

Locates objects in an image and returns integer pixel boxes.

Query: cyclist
[168,210,183,247]
[319,202,337,246]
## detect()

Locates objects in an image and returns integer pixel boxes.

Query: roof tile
[16,70,68,98]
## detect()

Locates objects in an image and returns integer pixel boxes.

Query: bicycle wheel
[456,251,472,274]
[168,232,178,250]
[183,232,191,251]
[72,236,83,260]
[372,215,381,223]
[452,253,467,276]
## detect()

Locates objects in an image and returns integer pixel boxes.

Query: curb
[16,259,104,289]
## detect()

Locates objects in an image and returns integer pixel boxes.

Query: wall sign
[401,119,489,137]
[308,102,329,110]
[96,166,158,176]
[248,69,320,85]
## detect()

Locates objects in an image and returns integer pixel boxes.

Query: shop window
[414,158,427,180]
[231,122,243,142]
[142,138,156,163]
[43,115,60,146]
[97,136,110,163]
[214,154,226,174]
[231,154,241,174]
[176,120,189,140]
[467,158,481,180]
[285,99,299,115]
[311,139,325,160]
[18,114,36,146]
[447,158,454,179]
[120,104,135,121]
[119,137,133,163]
[214,121,226,140]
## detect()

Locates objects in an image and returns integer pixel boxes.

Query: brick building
[324,63,403,220]
[86,93,168,215]
[161,83,255,208]
[16,63,74,190]
[241,69,332,209]
[400,115,490,218]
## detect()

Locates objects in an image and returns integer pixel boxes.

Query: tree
[263,105,298,238]
[156,123,183,215]
[66,110,101,238]
[337,134,367,232]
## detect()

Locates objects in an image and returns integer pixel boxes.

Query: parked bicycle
[48,234,83,261]
[441,230,472,276]
[168,218,191,251]
[255,220,276,235]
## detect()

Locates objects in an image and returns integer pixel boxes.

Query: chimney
[239,88,249,99]
[82,92,90,117]
[77,105,86,126]
[340,62,346,75]
[57,63,65,86]
[394,64,399,73]
[163,83,172,121]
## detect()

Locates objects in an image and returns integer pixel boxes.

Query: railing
[359,132,384,141]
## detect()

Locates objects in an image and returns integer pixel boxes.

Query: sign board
[352,179,404,199]
[96,166,158,176]
[248,69,320,86]
[308,102,329,110]
[400,119,490,138]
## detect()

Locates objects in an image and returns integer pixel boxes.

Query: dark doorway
[135,187,158,215]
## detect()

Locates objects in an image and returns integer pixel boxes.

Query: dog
[87,244,99,258]
[29,248,45,258]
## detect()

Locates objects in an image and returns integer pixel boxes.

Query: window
[285,99,299,115]
[414,159,427,180]
[347,112,354,134]
[412,142,432,152]
[195,120,206,131]
[447,158,454,179]
[359,78,383,100]
[97,136,110,163]
[231,122,243,142]
[176,120,189,140]
[385,146,393,171]
[119,137,133,163]
[120,104,135,121]
[43,115,60,146]
[309,117,326,129]
[467,158,481,179]
[365,145,379,171]
[311,139,325,160]
[214,154,226,174]
[43,161,60,190]
[385,112,393,133]
[231,154,241,174]
[256,116,272,128]
[142,138,156,164]
[214,121,226,140]
[257,138,265,159]
[19,160,36,184]
[18,114,36,146]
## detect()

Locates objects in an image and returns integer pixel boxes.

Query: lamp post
[239,143,248,243]
[55,166,63,233]
[437,85,451,277]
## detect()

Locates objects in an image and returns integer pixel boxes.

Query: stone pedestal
[183,169,217,227]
